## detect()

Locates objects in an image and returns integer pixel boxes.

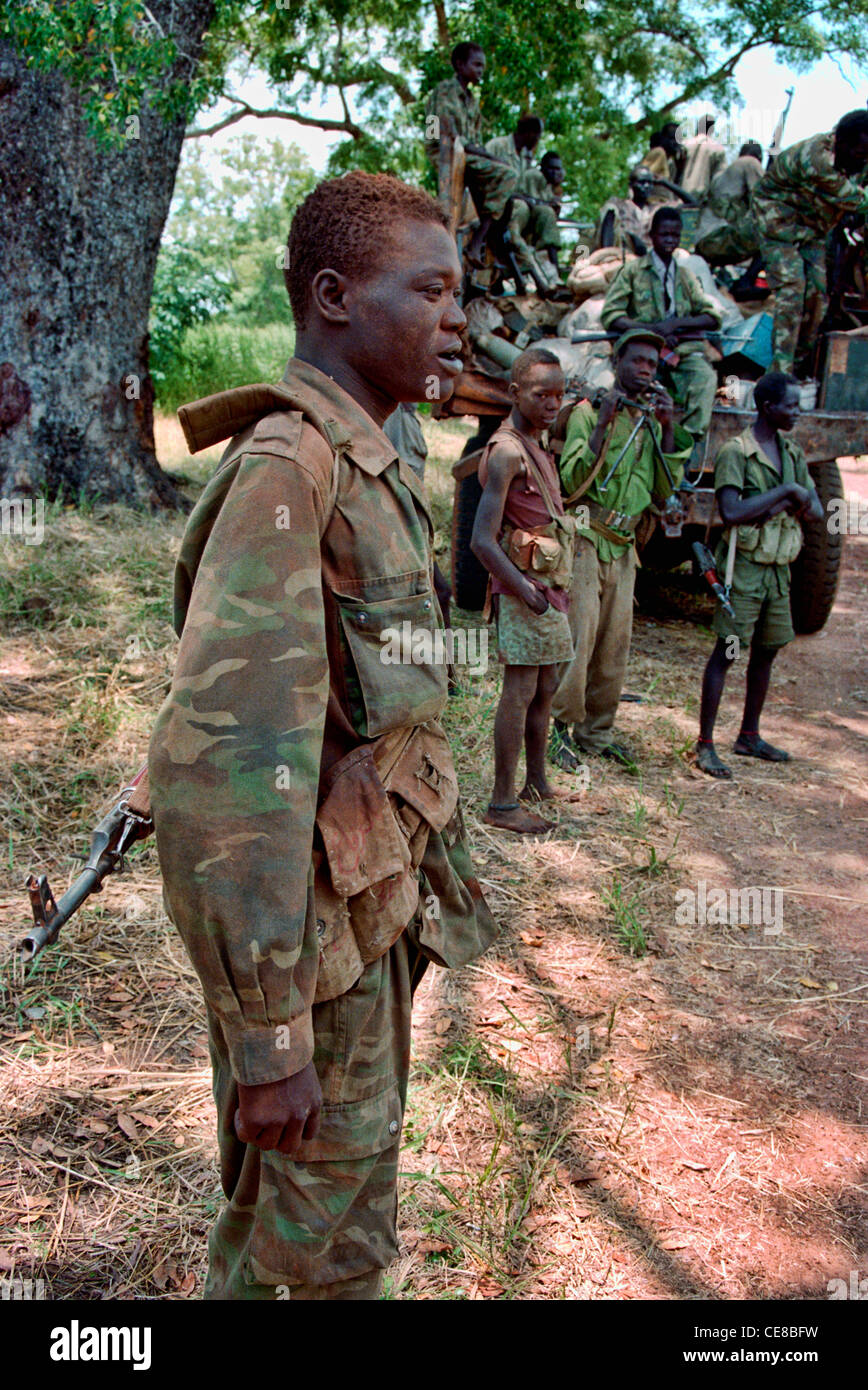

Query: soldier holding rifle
[550,330,692,771]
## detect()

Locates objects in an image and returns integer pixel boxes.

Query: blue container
[719,312,774,369]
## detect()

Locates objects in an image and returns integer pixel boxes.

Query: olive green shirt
[714,426,814,575]
[558,399,691,563]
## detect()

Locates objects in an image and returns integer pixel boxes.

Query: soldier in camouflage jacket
[750,112,868,373]
[149,173,497,1300]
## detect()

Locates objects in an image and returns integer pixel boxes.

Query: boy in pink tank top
[471,348,576,833]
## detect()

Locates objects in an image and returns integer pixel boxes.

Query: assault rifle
[20,766,153,965]
[692,540,736,618]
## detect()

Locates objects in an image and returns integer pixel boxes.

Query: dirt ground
[0,422,865,1300]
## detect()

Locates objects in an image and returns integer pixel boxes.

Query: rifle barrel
[20,867,103,963]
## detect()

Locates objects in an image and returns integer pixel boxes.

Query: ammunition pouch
[312,722,459,1002]
[500,514,577,591]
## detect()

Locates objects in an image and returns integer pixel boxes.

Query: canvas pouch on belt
[312,722,460,1002]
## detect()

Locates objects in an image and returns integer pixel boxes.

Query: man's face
[763,383,801,432]
[517,128,541,154]
[456,49,486,86]
[617,342,659,394]
[651,218,681,259]
[510,363,565,431]
[339,219,465,405]
[836,132,868,176]
[631,176,652,207]
[543,157,564,186]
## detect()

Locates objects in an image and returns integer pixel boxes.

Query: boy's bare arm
[471,444,550,614]
[717,481,813,527]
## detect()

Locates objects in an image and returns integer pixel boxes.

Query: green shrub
[155,320,296,413]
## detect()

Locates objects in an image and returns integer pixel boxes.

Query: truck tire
[450,417,500,612]
[789,458,844,635]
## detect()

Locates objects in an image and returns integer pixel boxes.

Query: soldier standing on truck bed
[695,372,823,779]
[694,142,763,265]
[148,172,497,1300]
[680,114,727,200]
[601,207,722,443]
[424,41,518,269]
[471,348,577,835]
[749,110,868,375]
[550,330,692,771]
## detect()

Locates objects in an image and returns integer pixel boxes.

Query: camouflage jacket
[600,252,722,356]
[515,164,559,203]
[425,77,481,160]
[751,133,868,245]
[485,134,534,182]
[149,360,496,1087]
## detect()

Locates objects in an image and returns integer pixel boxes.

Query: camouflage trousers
[665,351,717,438]
[465,154,518,221]
[759,237,827,374]
[694,215,758,264]
[510,197,560,265]
[204,928,428,1300]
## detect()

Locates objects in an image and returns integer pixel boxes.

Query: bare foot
[483,802,554,834]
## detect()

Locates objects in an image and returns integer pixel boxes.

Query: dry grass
[1,412,866,1300]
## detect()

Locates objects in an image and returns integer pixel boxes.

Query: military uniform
[383,403,428,480]
[681,133,727,198]
[750,132,868,371]
[712,427,814,650]
[694,154,763,262]
[424,77,516,219]
[638,146,677,205]
[551,399,690,750]
[592,194,651,254]
[600,254,722,436]
[149,359,497,1299]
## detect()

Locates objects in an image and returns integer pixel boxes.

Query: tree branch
[433,0,451,49]
[186,98,364,139]
[624,33,770,135]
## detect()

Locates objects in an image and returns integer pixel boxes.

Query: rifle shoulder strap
[491,423,566,523]
[562,409,621,506]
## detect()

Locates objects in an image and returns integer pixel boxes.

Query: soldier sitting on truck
[601,206,722,443]
[471,348,576,834]
[695,371,823,779]
[694,142,763,265]
[512,151,566,271]
[550,330,692,771]
[424,42,519,269]
[749,110,868,374]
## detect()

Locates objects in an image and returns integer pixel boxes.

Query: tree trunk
[0,1,214,508]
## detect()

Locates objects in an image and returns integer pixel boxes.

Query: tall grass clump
[156,321,296,413]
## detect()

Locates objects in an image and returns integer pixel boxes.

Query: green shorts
[712,556,794,650]
[496,591,574,666]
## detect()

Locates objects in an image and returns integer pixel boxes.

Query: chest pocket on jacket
[333,589,449,738]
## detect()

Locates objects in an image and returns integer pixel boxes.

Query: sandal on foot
[549,723,583,773]
[599,742,638,771]
[483,802,554,834]
[733,734,791,762]
[695,741,732,779]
